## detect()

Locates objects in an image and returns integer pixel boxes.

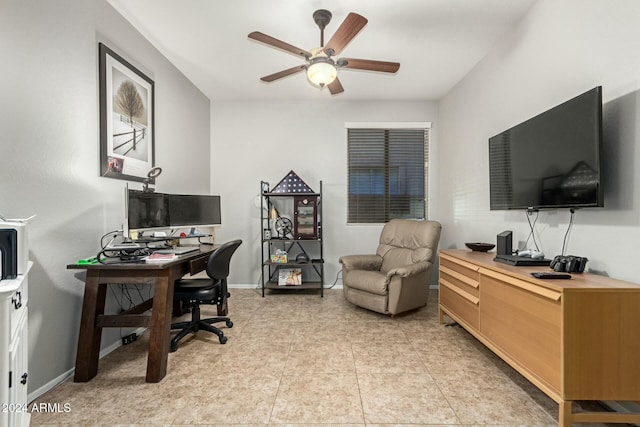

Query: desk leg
[74,272,106,382]
[146,272,174,382]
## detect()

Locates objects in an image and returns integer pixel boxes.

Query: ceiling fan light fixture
[306,57,337,87]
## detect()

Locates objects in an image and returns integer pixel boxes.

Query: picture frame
[99,42,155,183]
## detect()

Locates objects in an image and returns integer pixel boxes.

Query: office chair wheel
[226,320,233,328]
[219,335,228,344]
[170,342,178,352]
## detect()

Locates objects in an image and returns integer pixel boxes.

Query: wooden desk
[438,249,640,426]
[67,245,215,383]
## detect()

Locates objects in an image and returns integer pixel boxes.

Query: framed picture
[99,42,155,183]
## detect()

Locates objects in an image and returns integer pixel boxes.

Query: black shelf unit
[260,180,323,297]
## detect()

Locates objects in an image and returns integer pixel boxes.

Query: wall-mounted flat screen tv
[168,194,221,227]
[489,86,603,210]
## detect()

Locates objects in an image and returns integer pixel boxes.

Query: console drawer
[439,253,480,330]
[440,253,479,286]
[439,277,480,330]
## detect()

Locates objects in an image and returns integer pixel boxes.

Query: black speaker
[497,230,512,256]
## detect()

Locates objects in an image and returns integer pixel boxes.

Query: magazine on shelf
[278,268,302,286]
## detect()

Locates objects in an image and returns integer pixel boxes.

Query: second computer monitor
[168,194,221,228]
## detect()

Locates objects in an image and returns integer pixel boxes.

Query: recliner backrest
[206,239,243,280]
[376,219,441,273]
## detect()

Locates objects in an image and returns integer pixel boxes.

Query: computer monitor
[127,189,170,232]
[168,194,221,228]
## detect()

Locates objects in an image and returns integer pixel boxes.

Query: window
[346,123,430,224]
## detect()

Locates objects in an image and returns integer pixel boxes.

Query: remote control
[531,272,571,279]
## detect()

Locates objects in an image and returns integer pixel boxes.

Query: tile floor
[30,288,616,426]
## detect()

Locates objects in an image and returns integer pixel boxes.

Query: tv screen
[127,190,170,230]
[168,194,221,227]
[489,86,603,210]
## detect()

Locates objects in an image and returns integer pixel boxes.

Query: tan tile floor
[30,288,617,426]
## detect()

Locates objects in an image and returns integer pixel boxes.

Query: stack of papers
[145,253,177,263]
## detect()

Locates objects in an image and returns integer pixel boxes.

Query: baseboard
[27,326,147,403]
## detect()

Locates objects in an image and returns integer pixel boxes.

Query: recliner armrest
[339,254,383,271]
[386,260,430,278]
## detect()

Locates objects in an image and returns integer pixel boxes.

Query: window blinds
[347,127,429,224]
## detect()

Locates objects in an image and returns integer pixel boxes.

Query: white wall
[0,0,210,396]
[210,100,438,287]
[436,0,640,283]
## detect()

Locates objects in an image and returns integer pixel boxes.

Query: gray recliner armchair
[339,219,442,316]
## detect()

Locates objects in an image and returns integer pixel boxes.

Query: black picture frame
[99,42,155,183]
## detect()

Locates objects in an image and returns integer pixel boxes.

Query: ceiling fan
[248,10,400,95]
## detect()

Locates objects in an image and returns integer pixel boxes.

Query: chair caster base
[219,335,227,344]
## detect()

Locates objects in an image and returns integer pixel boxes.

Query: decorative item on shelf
[274,217,293,239]
[271,249,288,263]
[294,196,318,239]
[278,268,302,286]
[465,242,495,252]
[268,204,293,239]
[271,170,315,194]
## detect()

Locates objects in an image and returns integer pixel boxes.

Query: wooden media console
[438,249,640,426]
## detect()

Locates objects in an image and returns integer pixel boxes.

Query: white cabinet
[0,261,31,427]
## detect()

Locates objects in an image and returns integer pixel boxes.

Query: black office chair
[170,239,242,352]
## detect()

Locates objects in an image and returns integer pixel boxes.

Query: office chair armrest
[386,261,430,278]
[339,254,383,271]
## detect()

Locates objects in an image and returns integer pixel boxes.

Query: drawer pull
[20,372,28,385]
[12,291,22,310]
[440,278,480,305]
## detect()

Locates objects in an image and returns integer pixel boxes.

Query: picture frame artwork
[99,42,155,183]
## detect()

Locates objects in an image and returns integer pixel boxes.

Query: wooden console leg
[559,401,573,427]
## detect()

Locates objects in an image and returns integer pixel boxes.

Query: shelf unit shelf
[260,178,323,297]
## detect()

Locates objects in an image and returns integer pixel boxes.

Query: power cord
[326,269,342,289]
[521,209,541,252]
[561,208,576,256]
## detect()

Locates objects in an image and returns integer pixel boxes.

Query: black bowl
[465,242,495,252]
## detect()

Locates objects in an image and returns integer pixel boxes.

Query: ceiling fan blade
[260,65,306,82]
[327,77,344,95]
[339,58,400,73]
[324,13,368,56]
[248,31,312,58]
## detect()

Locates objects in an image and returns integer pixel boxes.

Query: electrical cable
[561,208,576,256]
[325,269,342,289]
[520,209,540,252]
[100,229,121,250]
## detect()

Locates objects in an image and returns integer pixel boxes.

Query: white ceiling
[108,0,536,102]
